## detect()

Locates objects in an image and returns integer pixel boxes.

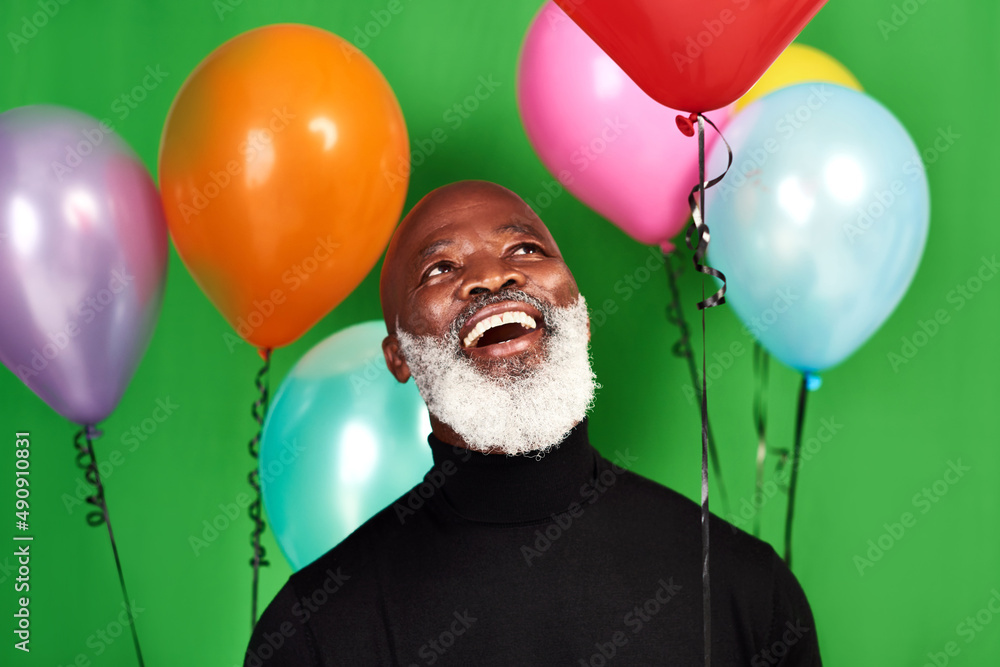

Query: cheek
[404,288,460,335]
[529,264,579,304]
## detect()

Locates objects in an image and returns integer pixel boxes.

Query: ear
[382,334,411,383]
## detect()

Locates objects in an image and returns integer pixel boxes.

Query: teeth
[462,310,537,348]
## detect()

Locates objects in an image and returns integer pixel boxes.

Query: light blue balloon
[705,83,929,372]
[260,320,432,571]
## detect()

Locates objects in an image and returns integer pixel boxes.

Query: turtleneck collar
[425,418,599,524]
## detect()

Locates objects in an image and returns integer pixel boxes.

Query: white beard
[395,293,598,456]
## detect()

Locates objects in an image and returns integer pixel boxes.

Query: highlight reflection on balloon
[158,24,410,350]
[260,321,432,571]
[706,84,929,372]
[0,105,167,424]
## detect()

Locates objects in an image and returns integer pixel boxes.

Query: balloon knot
[675,113,699,137]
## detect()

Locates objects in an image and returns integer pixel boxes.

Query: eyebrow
[413,219,548,271]
[416,238,454,265]
[497,219,547,243]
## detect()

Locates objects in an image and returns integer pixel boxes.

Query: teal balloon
[260,320,431,571]
[706,83,929,372]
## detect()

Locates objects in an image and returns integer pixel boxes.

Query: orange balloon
[159,24,409,350]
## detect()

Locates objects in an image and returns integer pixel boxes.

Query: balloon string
[683,113,732,667]
[782,374,811,569]
[752,343,771,538]
[73,425,145,667]
[249,348,273,631]
[663,251,730,516]
[699,275,712,667]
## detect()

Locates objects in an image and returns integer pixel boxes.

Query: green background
[2,0,997,664]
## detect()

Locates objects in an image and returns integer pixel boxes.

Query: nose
[461,253,525,298]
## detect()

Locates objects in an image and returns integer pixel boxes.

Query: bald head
[379,180,573,335]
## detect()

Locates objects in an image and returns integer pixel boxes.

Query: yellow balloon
[736,43,862,111]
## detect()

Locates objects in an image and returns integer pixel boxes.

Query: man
[245,181,822,666]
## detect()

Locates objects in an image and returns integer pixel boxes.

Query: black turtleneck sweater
[245,419,822,666]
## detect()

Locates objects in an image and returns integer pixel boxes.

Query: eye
[424,262,454,279]
[511,242,543,256]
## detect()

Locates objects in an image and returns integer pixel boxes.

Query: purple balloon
[0,105,167,425]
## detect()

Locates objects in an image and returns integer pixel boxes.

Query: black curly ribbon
[684,114,732,310]
[249,348,273,630]
[752,343,771,538]
[783,373,814,569]
[73,424,145,666]
[678,113,732,667]
[663,252,730,516]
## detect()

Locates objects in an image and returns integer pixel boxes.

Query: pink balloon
[517,2,732,251]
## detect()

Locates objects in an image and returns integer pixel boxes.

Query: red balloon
[554,0,828,113]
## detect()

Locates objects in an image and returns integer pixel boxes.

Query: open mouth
[459,301,546,355]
